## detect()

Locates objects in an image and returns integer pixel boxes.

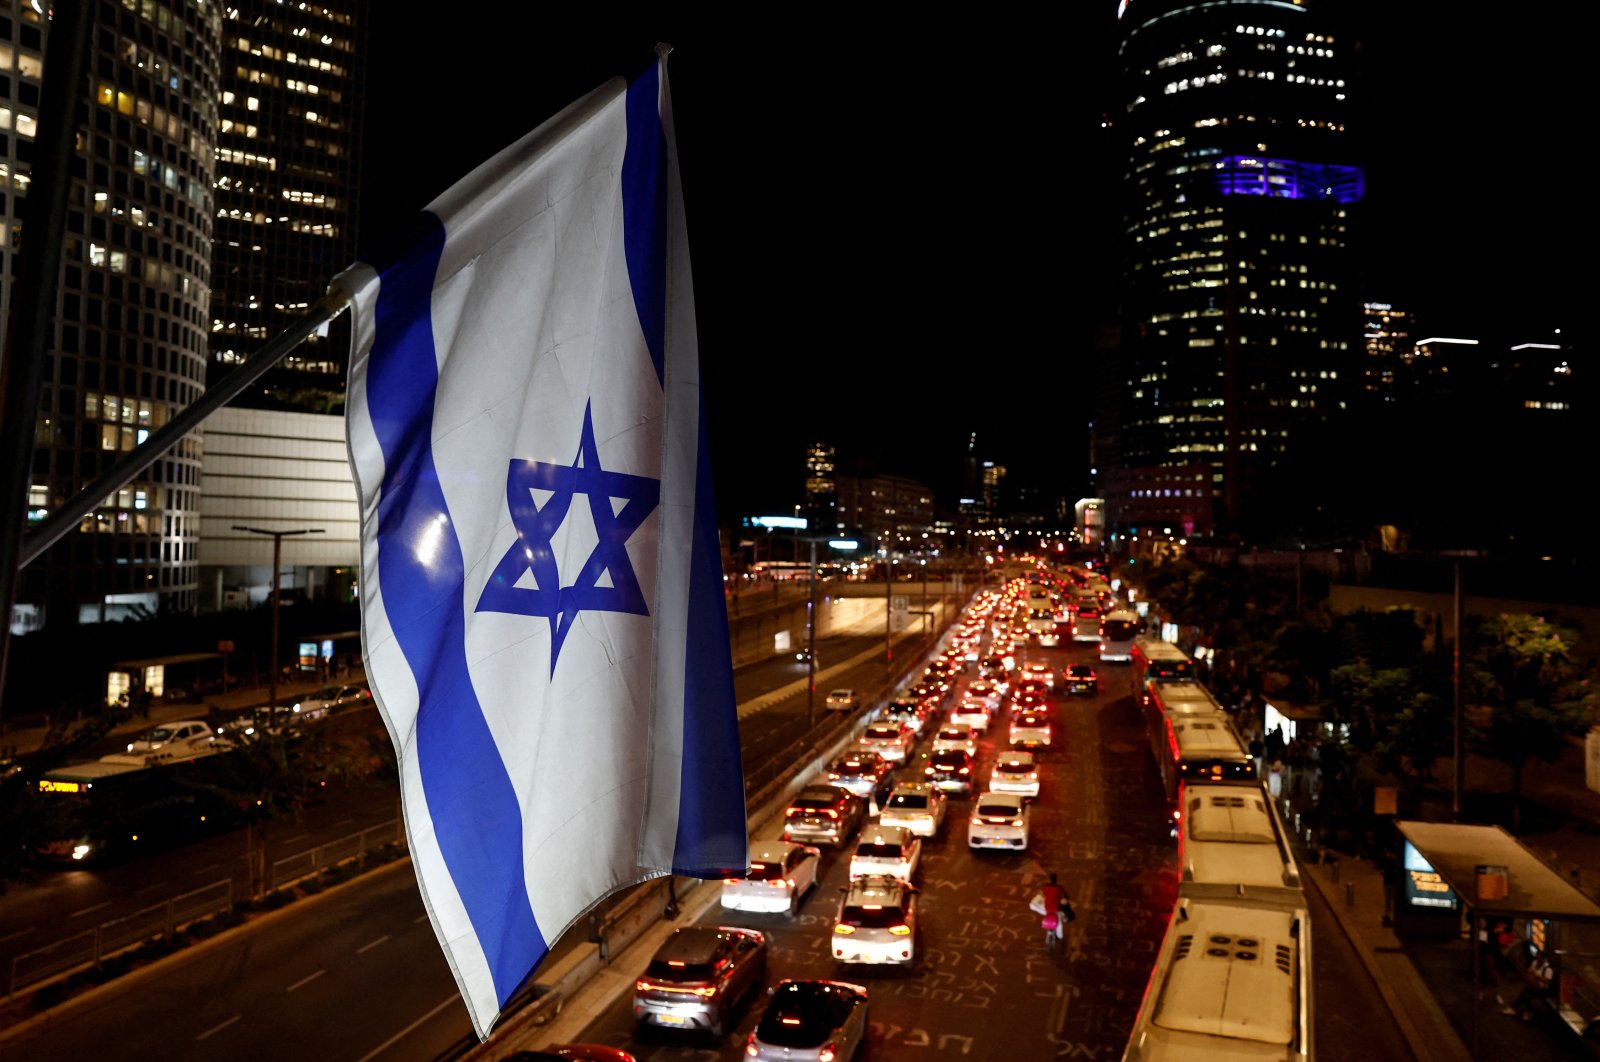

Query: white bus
[1122,894,1313,1062]
[1147,679,1223,720]
[1098,609,1140,662]
[1131,637,1193,699]
[1148,710,1256,815]
[1177,779,1302,901]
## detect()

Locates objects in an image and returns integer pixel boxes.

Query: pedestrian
[1249,734,1265,775]
[1267,755,1285,798]
[1504,953,1554,1020]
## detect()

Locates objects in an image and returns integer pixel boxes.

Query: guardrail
[7,878,232,1000]
[268,818,404,892]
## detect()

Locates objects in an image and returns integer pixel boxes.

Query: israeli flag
[335,55,745,1039]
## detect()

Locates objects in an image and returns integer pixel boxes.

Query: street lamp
[233,525,324,721]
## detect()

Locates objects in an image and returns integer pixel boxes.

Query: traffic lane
[0,860,475,1061]
[0,782,404,973]
[570,652,1172,1060]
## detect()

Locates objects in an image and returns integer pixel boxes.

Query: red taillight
[747,1035,760,1056]
[819,1043,839,1062]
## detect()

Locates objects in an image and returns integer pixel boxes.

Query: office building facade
[1107,0,1360,538]
[8,0,221,630]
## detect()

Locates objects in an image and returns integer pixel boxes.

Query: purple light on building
[1214,156,1364,203]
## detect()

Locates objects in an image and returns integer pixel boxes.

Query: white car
[990,751,1040,799]
[825,688,861,712]
[722,840,821,916]
[126,720,216,759]
[949,696,991,731]
[833,874,918,966]
[848,825,921,882]
[967,681,1001,711]
[857,721,911,764]
[877,782,947,838]
[748,980,869,1062]
[1009,710,1052,749]
[291,683,369,719]
[968,792,1031,851]
[1038,627,1061,648]
[931,722,978,756]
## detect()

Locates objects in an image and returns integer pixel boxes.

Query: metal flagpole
[19,290,350,569]
[0,3,97,727]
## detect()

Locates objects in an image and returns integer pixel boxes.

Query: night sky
[359,7,1589,523]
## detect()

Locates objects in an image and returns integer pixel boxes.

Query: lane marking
[196,1014,242,1040]
[357,934,391,954]
[281,833,309,845]
[135,881,169,895]
[1049,983,1071,1035]
[69,902,111,919]
[287,969,326,992]
[0,927,35,943]
[355,995,459,1062]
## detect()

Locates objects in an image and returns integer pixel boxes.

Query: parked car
[722,840,822,916]
[632,925,767,1036]
[291,683,370,719]
[783,785,866,847]
[746,979,869,1061]
[126,720,215,759]
[824,688,861,712]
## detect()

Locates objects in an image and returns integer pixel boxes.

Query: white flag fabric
[335,56,746,1039]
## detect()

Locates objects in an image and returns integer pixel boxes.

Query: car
[923,748,975,794]
[920,665,953,692]
[722,840,822,916]
[126,720,216,759]
[930,722,978,756]
[967,680,1001,710]
[949,695,991,731]
[907,681,945,707]
[877,782,947,838]
[848,824,922,881]
[1010,691,1049,717]
[1009,711,1052,749]
[1038,626,1062,648]
[824,689,860,712]
[783,785,866,846]
[968,792,1031,851]
[882,697,931,735]
[632,925,767,1036]
[824,751,893,799]
[858,720,912,763]
[990,750,1040,799]
[1021,664,1054,688]
[291,683,370,719]
[979,656,1012,684]
[746,979,869,1062]
[1063,664,1099,696]
[505,1047,637,1062]
[832,873,919,966]
[1013,676,1050,701]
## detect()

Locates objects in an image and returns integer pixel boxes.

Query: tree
[1325,662,1450,789]
[1467,613,1600,833]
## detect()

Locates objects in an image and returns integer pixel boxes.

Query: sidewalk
[1275,736,1600,1062]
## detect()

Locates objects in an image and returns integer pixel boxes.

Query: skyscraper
[208,1,366,411]
[7,2,222,629]
[1106,0,1360,540]
[803,441,836,531]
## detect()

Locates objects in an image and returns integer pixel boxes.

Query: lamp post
[233,525,324,720]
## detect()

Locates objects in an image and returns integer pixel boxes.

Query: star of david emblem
[476,401,659,673]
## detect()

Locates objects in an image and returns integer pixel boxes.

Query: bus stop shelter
[1396,821,1600,1056]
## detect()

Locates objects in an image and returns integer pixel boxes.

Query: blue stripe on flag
[623,61,668,387]
[673,388,747,874]
[367,213,545,1010]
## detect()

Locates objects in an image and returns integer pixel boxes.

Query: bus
[1069,595,1104,643]
[1177,779,1302,901]
[1146,679,1223,719]
[1098,609,1140,662]
[1131,637,1193,696]
[1122,893,1313,1062]
[1150,711,1256,815]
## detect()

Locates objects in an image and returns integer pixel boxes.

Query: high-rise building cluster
[4,0,365,634]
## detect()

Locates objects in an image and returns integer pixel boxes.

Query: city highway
[1,576,1418,1060]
